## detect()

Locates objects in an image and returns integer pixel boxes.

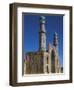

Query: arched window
[46,66,49,73]
[51,50,55,73]
[47,57,49,64]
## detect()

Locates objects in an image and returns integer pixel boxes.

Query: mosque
[24,16,63,74]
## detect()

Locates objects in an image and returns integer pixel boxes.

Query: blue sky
[23,14,63,66]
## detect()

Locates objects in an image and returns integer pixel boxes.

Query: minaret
[53,32,61,73]
[39,16,46,52]
[53,32,58,51]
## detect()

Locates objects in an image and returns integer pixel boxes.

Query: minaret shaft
[39,16,46,52]
[40,23,46,32]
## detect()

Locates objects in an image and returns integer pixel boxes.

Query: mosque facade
[24,16,62,74]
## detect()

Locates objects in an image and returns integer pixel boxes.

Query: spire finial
[53,32,58,47]
[40,16,45,24]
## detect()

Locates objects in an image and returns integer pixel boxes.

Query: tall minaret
[39,16,46,52]
[53,32,58,52]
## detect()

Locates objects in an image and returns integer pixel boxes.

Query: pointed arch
[51,49,55,73]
